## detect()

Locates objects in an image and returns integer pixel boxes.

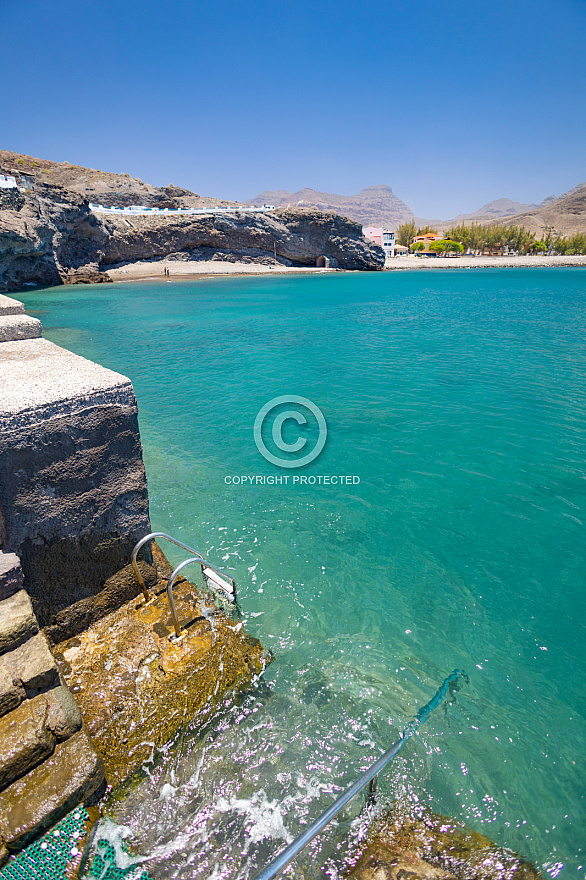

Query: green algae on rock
[53,544,272,788]
[347,806,542,880]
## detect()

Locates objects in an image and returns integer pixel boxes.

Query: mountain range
[2,148,584,237]
[248,183,586,235]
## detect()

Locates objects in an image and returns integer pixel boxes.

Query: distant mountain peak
[449,197,540,223]
[245,184,414,228]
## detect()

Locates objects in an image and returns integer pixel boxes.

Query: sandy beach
[105,254,586,282]
[384,254,586,270]
[106,261,330,282]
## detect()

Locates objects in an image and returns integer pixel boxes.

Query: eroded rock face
[99,207,385,271]
[347,806,542,880]
[0,182,112,292]
[53,544,272,788]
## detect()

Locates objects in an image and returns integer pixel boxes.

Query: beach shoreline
[104,254,586,282]
[105,261,333,282]
[384,254,586,271]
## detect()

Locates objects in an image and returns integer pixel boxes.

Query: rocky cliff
[0,183,111,291]
[99,206,383,271]
[0,153,384,292]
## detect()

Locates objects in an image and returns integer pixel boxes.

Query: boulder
[3,633,60,692]
[44,686,82,741]
[0,553,24,602]
[348,806,542,880]
[0,591,37,654]
[0,731,104,852]
[0,695,56,791]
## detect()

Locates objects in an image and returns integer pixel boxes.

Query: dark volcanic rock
[0,182,112,292]
[100,207,384,271]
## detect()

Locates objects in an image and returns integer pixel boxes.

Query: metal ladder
[253,669,469,880]
[131,532,240,639]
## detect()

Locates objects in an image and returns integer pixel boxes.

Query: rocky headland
[0,152,384,292]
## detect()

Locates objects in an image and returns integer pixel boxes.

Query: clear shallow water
[20,269,586,878]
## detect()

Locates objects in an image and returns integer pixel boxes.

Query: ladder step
[203,567,234,597]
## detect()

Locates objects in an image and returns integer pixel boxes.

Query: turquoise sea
[20,269,586,879]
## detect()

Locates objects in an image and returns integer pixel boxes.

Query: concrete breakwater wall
[0,293,151,863]
[0,294,150,643]
[0,292,274,871]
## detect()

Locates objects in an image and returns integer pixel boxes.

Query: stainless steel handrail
[131,532,204,601]
[253,669,469,880]
[167,556,238,639]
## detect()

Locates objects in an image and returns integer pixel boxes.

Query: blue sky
[1,0,584,219]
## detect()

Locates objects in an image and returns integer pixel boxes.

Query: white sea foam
[91,819,147,876]
[216,790,293,854]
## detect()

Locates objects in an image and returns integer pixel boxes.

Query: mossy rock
[347,805,542,880]
[53,544,272,788]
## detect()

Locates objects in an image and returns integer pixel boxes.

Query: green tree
[555,233,586,255]
[411,241,426,253]
[397,221,416,248]
[428,239,464,256]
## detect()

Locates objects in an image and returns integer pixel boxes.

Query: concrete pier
[0,297,150,642]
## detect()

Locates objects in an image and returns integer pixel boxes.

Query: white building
[0,175,18,189]
[362,227,396,258]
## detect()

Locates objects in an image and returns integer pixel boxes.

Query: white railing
[90,203,275,217]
